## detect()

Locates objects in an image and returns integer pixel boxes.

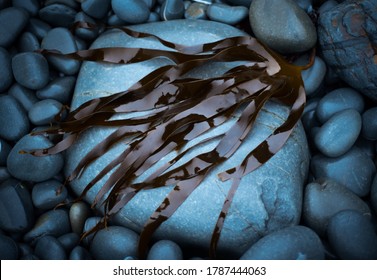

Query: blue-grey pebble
[44,0,80,10]
[147,240,183,260]
[303,180,371,236]
[225,0,251,7]
[316,88,365,124]
[38,4,77,28]
[0,179,34,233]
[74,12,99,41]
[8,83,39,112]
[311,147,376,197]
[12,52,50,90]
[298,56,326,96]
[371,175,377,214]
[362,107,377,140]
[90,226,139,260]
[23,209,71,243]
[0,167,11,183]
[70,246,93,260]
[75,36,89,51]
[81,0,110,19]
[185,2,208,20]
[301,98,320,135]
[0,95,30,141]
[207,3,248,25]
[36,76,76,104]
[7,134,64,182]
[69,201,91,234]
[12,0,40,16]
[0,47,13,92]
[17,32,40,53]
[58,232,80,252]
[27,18,51,40]
[314,109,361,158]
[240,226,324,260]
[31,179,67,210]
[82,216,102,245]
[160,0,185,20]
[0,138,11,166]
[0,233,19,259]
[34,235,67,260]
[327,210,377,260]
[0,7,29,48]
[28,99,64,126]
[41,27,80,75]
[111,0,150,23]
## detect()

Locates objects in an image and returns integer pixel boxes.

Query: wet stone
[17,32,40,53]
[0,179,34,233]
[36,76,76,104]
[160,0,185,20]
[362,107,377,141]
[0,47,13,92]
[28,99,64,126]
[69,201,91,234]
[184,2,208,20]
[240,226,324,260]
[31,179,67,210]
[38,3,77,28]
[7,134,64,182]
[303,180,371,236]
[70,246,93,260]
[0,95,30,142]
[0,233,19,259]
[0,7,29,48]
[12,0,40,16]
[0,138,11,166]
[81,0,111,19]
[27,18,51,40]
[34,235,67,260]
[207,3,248,25]
[327,210,377,260]
[147,240,183,260]
[111,0,150,23]
[8,83,39,112]
[58,232,80,252]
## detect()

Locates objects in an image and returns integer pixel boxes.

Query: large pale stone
[66,20,309,257]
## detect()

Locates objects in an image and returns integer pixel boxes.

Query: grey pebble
[371,175,377,214]
[0,7,29,48]
[17,32,41,52]
[41,27,80,75]
[160,0,185,20]
[28,99,64,126]
[303,179,371,236]
[74,12,99,41]
[314,109,361,158]
[27,18,51,40]
[316,88,365,124]
[36,76,76,104]
[38,3,77,28]
[70,246,93,260]
[327,210,377,260]
[31,179,67,210]
[81,0,111,19]
[207,3,248,25]
[12,0,40,16]
[58,232,80,252]
[34,235,67,260]
[8,83,39,112]
[0,179,34,233]
[147,240,183,260]
[301,98,321,136]
[0,167,11,183]
[112,0,150,23]
[0,138,11,166]
[240,226,324,260]
[7,134,64,182]
[185,2,207,20]
[362,107,377,140]
[90,226,139,260]
[69,201,91,234]
[0,47,13,92]
[12,52,50,90]
[0,233,19,259]
[0,95,30,141]
[23,209,71,243]
[297,56,326,97]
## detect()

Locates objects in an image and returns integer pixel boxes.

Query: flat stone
[27,18,51,40]
[36,76,76,104]
[111,0,150,23]
[184,2,207,20]
[81,0,111,19]
[31,179,67,210]
[28,99,64,126]
[69,246,93,260]
[69,201,91,234]
[207,3,248,25]
[74,12,99,41]
[67,20,310,257]
[0,7,29,48]
[295,55,326,97]
[58,232,80,252]
[0,47,13,92]
[17,32,40,52]
[44,0,80,10]
[38,3,76,28]
[0,167,11,184]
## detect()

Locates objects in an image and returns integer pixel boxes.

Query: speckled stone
[67,20,309,257]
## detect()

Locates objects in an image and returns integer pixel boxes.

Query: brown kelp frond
[31,26,307,258]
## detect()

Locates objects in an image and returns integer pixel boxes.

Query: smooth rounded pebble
[34,235,67,260]
[314,109,361,157]
[69,201,91,234]
[310,147,376,197]
[0,179,34,233]
[12,52,50,90]
[240,226,324,260]
[81,0,111,19]
[31,180,67,210]
[160,0,184,20]
[0,233,19,259]
[7,134,64,182]
[298,56,326,96]
[36,76,76,104]
[327,210,377,259]
[0,138,11,166]
[316,88,365,123]
[58,232,80,252]
[207,3,248,25]
[362,107,377,140]
[12,0,40,16]
[371,175,377,214]
[0,7,29,48]
[17,32,40,52]
[70,246,93,260]
[90,226,139,260]
[303,180,371,236]
[82,216,102,245]
[147,240,183,260]
[184,2,207,20]
[27,18,51,40]
[112,0,150,23]
[0,47,13,92]
[38,3,76,27]
[28,99,64,126]
[74,12,99,40]
[8,83,39,112]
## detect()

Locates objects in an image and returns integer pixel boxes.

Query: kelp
[29,25,312,258]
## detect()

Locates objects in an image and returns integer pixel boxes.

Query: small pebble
[147,240,183,260]
[0,47,13,92]
[0,233,19,259]
[0,7,29,48]
[327,210,377,259]
[58,232,80,252]
[361,107,377,140]
[74,12,99,41]
[8,83,39,112]
[297,56,326,96]
[28,99,65,126]
[185,2,207,20]
[12,0,40,16]
[34,235,67,260]
[160,0,185,20]
[27,18,51,40]
[81,0,111,19]
[207,3,248,25]
[0,138,11,166]
[7,134,64,182]
[69,201,91,234]
[111,0,150,24]
[38,3,77,28]
[82,216,102,245]
[147,12,160,22]
[303,180,371,236]
[240,226,324,260]
[12,52,50,90]
[0,95,30,142]
[90,226,139,260]
[31,179,67,210]
[0,179,34,233]
[17,32,40,53]
[70,246,93,260]
[36,76,76,104]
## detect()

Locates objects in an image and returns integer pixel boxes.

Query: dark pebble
[8,83,39,112]
[0,7,29,48]
[27,18,51,40]
[58,232,80,252]
[38,3,77,28]
[31,179,67,210]
[34,235,67,260]
[207,3,248,25]
[74,12,99,41]
[0,233,19,259]
[28,99,64,126]
[70,246,93,260]
[0,179,34,233]
[12,0,40,16]
[90,226,139,260]
[69,201,91,234]
[41,27,80,75]
[0,167,11,183]
[111,0,150,23]
[36,76,76,104]
[240,226,324,260]
[12,52,50,90]
[7,134,64,182]
[0,138,11,166]
[303,180,371,236]
[0,95,30,141]
[147,240,183,260]
[184,2,207,20]
[225,0,251,7]
[23,209,71,243]
[160,0,184,20]
[327,210,377,259]
[362,107,377,140]
[0,47,13,92]
[17,32,40,52]
[81,0,111,19]
[44,0,80,10]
